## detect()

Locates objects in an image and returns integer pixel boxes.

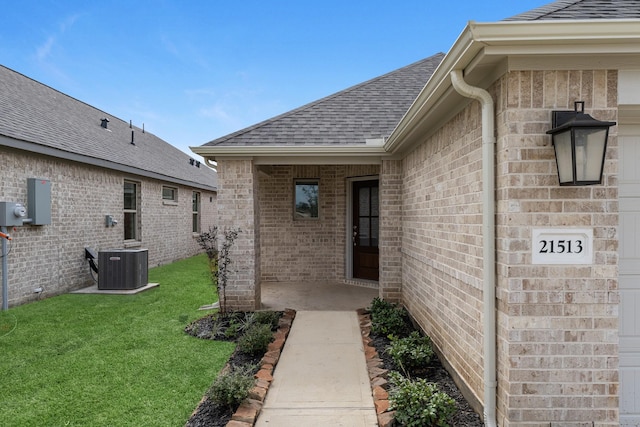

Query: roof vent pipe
[131,130,135,145]
[101,118,109,129]
[450,69,497,427]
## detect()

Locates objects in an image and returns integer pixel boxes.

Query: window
[162,186,177,202]
[124,180,140,241]
[294,179,319,219]
[192,191,201,233]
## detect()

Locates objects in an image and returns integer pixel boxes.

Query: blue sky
[1,1,547,159]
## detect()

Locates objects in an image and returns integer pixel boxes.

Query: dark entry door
[352,180,379,281]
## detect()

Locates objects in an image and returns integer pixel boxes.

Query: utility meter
[0,202,27,226]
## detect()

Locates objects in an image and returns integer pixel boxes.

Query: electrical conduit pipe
[450,69,497,427]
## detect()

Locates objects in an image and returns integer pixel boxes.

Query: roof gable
[506,0,640,21]
[0,65,216,190]
[203,53,445,147]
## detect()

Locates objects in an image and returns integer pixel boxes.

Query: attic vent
[196,161,200,168]
[189,158,195,166]
[101,118,110,129]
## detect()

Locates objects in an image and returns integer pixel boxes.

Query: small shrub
[387,331,435,375]
[369,298,412,337]
[251,311,281,329]
[237,323,273,355]
[224,312,255,339]
[389,371,456,427]
[208,363,258,410]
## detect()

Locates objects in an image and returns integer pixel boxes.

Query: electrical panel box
[98,249,148,290]
[0,202,27,227]
[27,178,51,225]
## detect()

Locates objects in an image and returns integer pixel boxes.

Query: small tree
[196,226,241,317]
[216,227,240,316]
[196,226,219,277]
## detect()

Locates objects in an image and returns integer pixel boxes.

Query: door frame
[346,175,379,281]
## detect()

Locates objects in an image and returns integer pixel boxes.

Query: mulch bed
[183,307,483,426]
[183,310,292,427]
[361,310,484,426]
[368,334,484,426]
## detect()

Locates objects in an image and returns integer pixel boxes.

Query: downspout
[450,69,497,427]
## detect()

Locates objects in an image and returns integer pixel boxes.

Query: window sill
[163,200,178,206]
[124,241,142,248]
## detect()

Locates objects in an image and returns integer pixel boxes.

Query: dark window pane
[371,217,379,247]
[295,181,319,219]
[124,182,136,209]
[371,186,379,216]
[359,187,370,216]
[359,217,370,246]
[163,187,176,200]
[124,212,136,240]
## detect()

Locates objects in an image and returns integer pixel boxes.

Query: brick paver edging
[357,308,396,427]
[225,308,296,427]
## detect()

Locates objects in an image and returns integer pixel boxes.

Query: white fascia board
[190,144,391,165]
[385,19,640,155]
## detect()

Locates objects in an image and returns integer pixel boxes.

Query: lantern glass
[553,129,574,184]
[575,127,608,183]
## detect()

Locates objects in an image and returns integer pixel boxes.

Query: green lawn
[0,254,235,427]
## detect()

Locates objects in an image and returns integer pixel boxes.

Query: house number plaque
[531,228,593,265]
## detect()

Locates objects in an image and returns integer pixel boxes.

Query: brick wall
[216,159,261,311]
[494,70,619,426]
[259,164,379,282]
[400,69,619,425]
[380,159,403,301]
[0,148,216,307]
[401,104,486,407]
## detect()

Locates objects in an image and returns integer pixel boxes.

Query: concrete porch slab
[261,281,378,311]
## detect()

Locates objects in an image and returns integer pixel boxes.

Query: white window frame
[192,191,201,233]
[162,186,178,204]
[124,180,141,242]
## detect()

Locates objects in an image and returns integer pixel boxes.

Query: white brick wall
[0,148,216,307]
[258,164,379,282]
[399,69,619,425]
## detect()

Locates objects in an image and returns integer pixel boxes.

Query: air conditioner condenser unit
[98,249,148,290]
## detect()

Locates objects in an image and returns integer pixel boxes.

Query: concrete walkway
[255,311,378,426]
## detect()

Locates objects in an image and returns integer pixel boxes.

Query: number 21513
[538,239,583,254]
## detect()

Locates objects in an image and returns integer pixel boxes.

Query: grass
[0,254,235,427]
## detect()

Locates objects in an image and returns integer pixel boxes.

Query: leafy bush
[387,331,435,375]
[208,363,258,410]
[251,311,281,329]
[237,323,273,355]
[369,297,412,337]
[224,312,255,339]
[389,371,456,427]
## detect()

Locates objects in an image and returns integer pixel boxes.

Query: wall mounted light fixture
[546,101,616,186]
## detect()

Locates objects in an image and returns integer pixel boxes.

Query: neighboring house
[193,0,640,425]
[0,65,217,307]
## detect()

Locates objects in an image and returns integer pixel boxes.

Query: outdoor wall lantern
[546,101,616,186]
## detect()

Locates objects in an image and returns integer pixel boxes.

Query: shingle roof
[203,53,445,147]
[0,65,216,190]
[506,0,640,21]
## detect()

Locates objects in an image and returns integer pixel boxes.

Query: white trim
[385,19,640,155]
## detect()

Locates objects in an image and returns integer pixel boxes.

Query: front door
[352,180,379,281]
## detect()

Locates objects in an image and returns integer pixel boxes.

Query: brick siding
[400,69,619,425]
[0,148,216,307]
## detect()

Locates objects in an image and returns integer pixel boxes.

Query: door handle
[352,225,357,246]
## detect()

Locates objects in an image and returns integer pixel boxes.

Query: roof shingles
[204,53,445,147]
[0,65,216,190]
[506,0,640,21]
